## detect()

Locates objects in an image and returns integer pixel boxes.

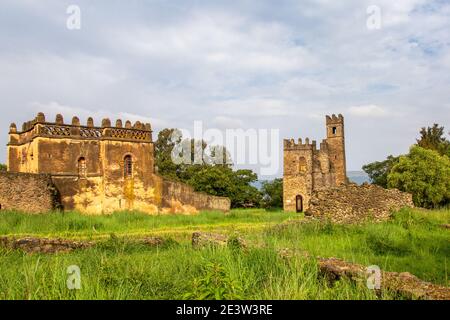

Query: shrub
[387,146,450,208]
[183,262,243,300]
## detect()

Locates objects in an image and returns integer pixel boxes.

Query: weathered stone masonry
[283,114,347,212]
[4,113,230,214]
[0,172,59,213]
[306,183,414,224]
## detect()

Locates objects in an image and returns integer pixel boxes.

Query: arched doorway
[295,195,303,213]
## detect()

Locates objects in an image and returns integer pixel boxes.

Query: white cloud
[213,98,291,117]
[29,101,169,130]
[212,116,244,128]
[347,105,388,117]
[0,0,449,174]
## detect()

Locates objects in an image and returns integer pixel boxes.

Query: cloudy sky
[0,0,449,177]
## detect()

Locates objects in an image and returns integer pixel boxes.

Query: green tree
[261,178,283,208]
[0,164,6,172]
[416,124,450,157]
[187,166,261,208]
[154,128,261,208]
[230,169,262,208]
[154,128,182,180]
[387,146,450,208]
[362,155,399,188]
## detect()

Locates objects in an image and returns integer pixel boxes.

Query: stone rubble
[306,183,414,224]
[0,236,94,254]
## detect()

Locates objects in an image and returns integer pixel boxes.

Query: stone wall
[161,179,231,212]
[283,114,347,212]
[0,172,59,213]
[306,183,414,223]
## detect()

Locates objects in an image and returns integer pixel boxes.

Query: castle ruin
[283,114,348,212]
[1,113,230,214]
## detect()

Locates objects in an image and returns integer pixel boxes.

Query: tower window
[332,127,337,135]
[78,157,87,178]
[299,157,307,173]
[124,155,133,178]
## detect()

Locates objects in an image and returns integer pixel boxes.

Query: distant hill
[254,171,371,189]
[347,171,370,185]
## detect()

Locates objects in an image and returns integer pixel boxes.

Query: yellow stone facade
[283,114,348,212]
[6,113,230,214]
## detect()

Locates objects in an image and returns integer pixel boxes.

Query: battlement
[283,138,317,150]
[325,114,344,125]
[283,114,347,213]
[8,112,153,145]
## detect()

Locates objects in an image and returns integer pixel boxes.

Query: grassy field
[0,208,448,300]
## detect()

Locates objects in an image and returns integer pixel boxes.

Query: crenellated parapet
[325,113,344,125]
[8,112,153,145]
[283,137,318,151]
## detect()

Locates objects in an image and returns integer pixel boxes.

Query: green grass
[0,209,298,240]
[0,207,448,299]
[0,242,397,300]
[263,208,450,286]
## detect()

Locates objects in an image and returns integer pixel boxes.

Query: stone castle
[0,113,230,214]
[283,114,348,212]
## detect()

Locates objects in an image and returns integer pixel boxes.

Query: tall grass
[0,209,296,239]
[263,208,450,285]
[0,240,396,300]
[0,207,448,299]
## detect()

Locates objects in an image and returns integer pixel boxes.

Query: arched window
[299,157,307,173]
[78,157,87,178]
[124,155,133,178]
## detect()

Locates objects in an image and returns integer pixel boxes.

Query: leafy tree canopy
[260,178,283,209]
[362,155,399,188]
[154,128,261,208]
[387,146,450,208]
[416,124,450,157]
[0,164,6,172]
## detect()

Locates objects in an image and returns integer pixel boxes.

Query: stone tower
[283,114,348,212]
[325,114,347,185]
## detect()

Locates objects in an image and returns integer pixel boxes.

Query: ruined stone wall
[0,172,59,213]
[5,112,230,215]
[283,139,314,212]
[283,114,348,212]
[306,183,414,224]
[161,179,231,212]
[312,147,335,190]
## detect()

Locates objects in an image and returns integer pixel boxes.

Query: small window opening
[332,127,337,135]
[78,157,87,178]
[299,157,307,173]
[124,155,133,178]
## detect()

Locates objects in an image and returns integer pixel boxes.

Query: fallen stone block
[0,236,94,254]
[316,257,450,300]
[140,236,166,247]
[191,232,247,249]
